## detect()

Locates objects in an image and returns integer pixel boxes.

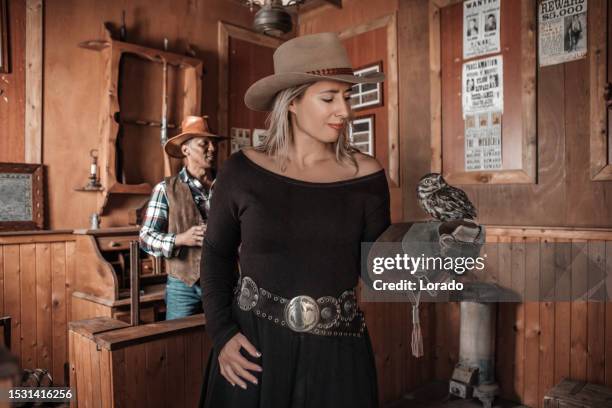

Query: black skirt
[199,300,379,408]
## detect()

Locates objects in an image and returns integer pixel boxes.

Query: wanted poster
[230,127,251,154]
[462,55,503,118]
[463,0,501,59]
[465,111,503,171]
[539,0,587,66]
[252,129,267,148]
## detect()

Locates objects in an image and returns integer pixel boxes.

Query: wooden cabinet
[69,315,210,407]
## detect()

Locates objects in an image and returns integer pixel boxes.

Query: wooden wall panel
[228,36,275,134]
[401,0,612,227]
[0,0,26,163]
[51,242,68,384]
[3,245,20,357]
[0,234,77,386]
[41,0,259,229]
[299,0,402,224]
[20,243,36,369]
[431,227,612,408]
[35,243,53,372]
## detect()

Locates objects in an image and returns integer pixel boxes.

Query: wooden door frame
[338,14,400,187]
[217,22,284,149]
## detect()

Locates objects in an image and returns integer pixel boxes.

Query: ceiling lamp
[247,0,305,36]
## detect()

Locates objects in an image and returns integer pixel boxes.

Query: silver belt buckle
[284,295,320,332]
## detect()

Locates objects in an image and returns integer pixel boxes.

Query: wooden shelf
[74,186,104,192]
[107,182,152,195]
[79,28,203,214]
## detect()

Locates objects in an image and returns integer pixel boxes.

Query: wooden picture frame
[589,0,612,181]
[0,0,9,73]
[351,61,384,110]
[429,0,537,184]
[0,163,44,231]
[349,114,376,156]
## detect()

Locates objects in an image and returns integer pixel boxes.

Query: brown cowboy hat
[164,115,228,158]
[244,32,385,112]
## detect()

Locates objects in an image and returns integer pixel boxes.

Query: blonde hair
[255,83,359,172]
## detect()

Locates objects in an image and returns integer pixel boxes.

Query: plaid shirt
[139,167,214,258]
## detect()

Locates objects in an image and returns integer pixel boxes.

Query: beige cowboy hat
[244,32,385,112]
[164,115,228,158]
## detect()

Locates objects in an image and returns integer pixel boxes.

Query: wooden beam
[429,1,442,173]
[25,0,43,164]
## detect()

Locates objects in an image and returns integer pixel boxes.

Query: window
[351,62,383,110]
[349,115,375,156]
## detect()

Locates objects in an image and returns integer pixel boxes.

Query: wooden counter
[69,315,210,408]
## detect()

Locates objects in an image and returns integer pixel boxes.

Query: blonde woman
[199,33,390,408]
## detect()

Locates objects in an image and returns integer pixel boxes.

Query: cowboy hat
[244,32,385,112]
[163,115,228,158]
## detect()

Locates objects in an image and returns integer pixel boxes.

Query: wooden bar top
[0,229,73,237]
[68,317,131,340]
[93,314,206,350]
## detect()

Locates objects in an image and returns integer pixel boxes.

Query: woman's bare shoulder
[353,152,384,177]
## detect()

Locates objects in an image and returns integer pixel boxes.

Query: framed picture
[0,0,8,74]
[230,127,252,154]
[349,115,375,156]
[252,128,267,148]
[350,62,383,110]
[0,163,45,231]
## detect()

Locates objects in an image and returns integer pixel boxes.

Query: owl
[416,173,477,221]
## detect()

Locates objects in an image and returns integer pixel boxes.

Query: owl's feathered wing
[425,186,477,221]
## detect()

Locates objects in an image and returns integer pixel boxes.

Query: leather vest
[164,175,203,286]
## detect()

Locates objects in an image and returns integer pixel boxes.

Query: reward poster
[539,0,587,66]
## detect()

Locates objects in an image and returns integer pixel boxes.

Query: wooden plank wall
[432,227,612,408]
[0,0,26,162]
[400,0,612,227]
[0,233,76,386]
[41,0,282,229]
[299,0,402,224]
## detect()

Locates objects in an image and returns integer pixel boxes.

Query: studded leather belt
[236,276,366,337]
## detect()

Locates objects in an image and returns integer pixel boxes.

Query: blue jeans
[165,275,203,320]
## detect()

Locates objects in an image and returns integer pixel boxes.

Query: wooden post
[129,241,140,326]
[25,0,43,164]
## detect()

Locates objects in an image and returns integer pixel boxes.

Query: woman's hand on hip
[218,332,262,389]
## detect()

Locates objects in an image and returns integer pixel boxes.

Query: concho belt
[236,276,366,337]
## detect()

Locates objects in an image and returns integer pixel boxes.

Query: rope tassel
[411,303,424,358]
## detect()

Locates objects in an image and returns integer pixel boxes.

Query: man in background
[140,115,228,320]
